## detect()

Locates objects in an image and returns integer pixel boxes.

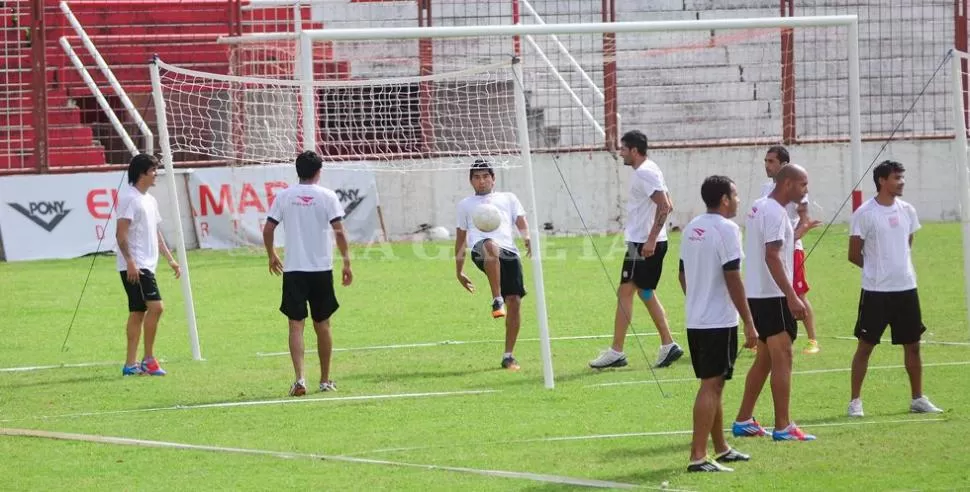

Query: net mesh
[220,25,851,153]
[154,58,524,171]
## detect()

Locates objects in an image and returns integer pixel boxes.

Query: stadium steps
[1,0,348,171]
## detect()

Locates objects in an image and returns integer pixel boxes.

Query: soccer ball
[472,203,503,232]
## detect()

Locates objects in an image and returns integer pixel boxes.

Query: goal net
[152,58,524,171]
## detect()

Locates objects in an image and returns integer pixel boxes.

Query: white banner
[187,164,380,250]
[0,171,127,261]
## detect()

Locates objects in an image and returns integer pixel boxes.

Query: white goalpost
[949,49,970,339]
[151,15,863,386]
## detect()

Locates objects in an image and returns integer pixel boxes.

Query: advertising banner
[186,164,381,249]
[0,171,127,261]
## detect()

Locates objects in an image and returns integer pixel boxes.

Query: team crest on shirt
[888,215,899,228]
[689,228,706,241]
[746,206,758,219]
[296,196,314,206]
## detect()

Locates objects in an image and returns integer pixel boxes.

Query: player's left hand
[524,238,532,258]
[798,219,823,236]
[640,240,656,258]
[168,259,181,279]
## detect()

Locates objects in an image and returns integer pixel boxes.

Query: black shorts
[748,297,798,343]
[620,241,667,290]
[471,239,527,298]
[280,270,340,323]
[687,326,739,380]
[120,269,162,312]
[854,288,926,345]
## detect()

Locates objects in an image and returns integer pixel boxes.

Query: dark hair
[701,175,735,210]
[469,158,495,179]
[127,153,159,185]
[295,150,323,180]
[766,145,790,164]
[873,160,905,191]
[620,130,648,156]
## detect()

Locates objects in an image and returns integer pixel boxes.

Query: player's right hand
[743,322,759,349]
[126,261,140,284]
[268,255,283,276]
[457,272,475,293]
[787,295,807,320]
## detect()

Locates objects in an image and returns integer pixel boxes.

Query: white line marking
[830,336,970,347]
[0,361,118,373]
[0,390,499,423]
[350,417,945,457]
[0,427,642,490]
[256,332,667,357]
[586,360,970,388]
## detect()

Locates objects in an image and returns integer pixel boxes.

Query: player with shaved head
[731,164,817,442]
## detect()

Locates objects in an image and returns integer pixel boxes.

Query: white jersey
[456,191,526,253]
[266,183,345,272]
[680,213,744,329]
[115,184,161,273]
[743,196,795,298]
[624,159,669,243]
[761,180,807,251]
[849,197,921,292]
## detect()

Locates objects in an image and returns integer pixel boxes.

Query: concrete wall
[149,138,960,250]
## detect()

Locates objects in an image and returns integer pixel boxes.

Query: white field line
[586,360,970,388]
[0,361,119,373]
[256,332,671,357]
[829,336,970,347]
[349,417,946,457]
[0,427,643,490]
[0,390,499,424]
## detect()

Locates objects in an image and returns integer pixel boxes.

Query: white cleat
[847,398,864,417]
[589,349,628,369]
[910,396,943,414]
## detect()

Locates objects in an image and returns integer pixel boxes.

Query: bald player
[731,164,817,442]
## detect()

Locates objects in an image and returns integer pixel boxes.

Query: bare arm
[157,230,175,264]
[332,219,351,266]
[116,218,139,283]
[848,235,864,268]
[263,220,283,275]
[765,240,798,300]
[647,190,672,244]
[677,260,686,295]
[454,228,468,274]
[332,219,353,286]
[724,270,755,327]
[515,215,532,257]
[263,220,277,258]
[724,267,758,348]
[116,219,133,265]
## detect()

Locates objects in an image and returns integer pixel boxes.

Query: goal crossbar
[217,15,859,43]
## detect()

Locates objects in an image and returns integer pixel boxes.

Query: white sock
[610,348,624,355]
[689,457,707,465]
[503,352,513,359]
[494,296,503,304]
